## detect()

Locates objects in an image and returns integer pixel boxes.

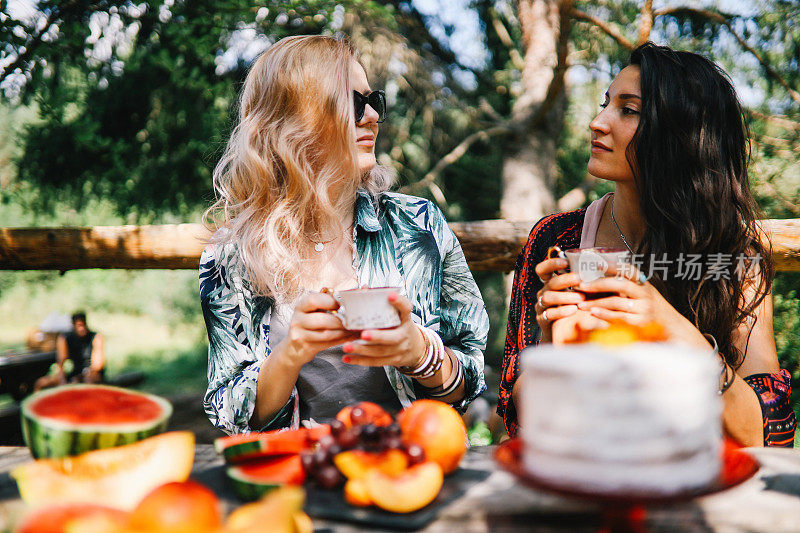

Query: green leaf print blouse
[199,190,489,435]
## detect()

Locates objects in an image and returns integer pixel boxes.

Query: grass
[0,269,210,399]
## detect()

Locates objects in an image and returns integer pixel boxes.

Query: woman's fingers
[538,304,579,324]
[535,258,569,282]
[586,306,649,325]
[545,272,584,292]
[578,296,639,313]
[538,289,585,310]
[387,292,413,322]
[301,329,359,343]
[295,291,340,313]
[295,311,347,331]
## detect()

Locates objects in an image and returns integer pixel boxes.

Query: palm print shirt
[200,190,489,435]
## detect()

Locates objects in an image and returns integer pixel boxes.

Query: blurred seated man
[35,311,105,390]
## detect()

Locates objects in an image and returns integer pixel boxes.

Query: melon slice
[226,454,305,501]
[215,425,330,464]
[21,384,172,458]
[11,431,195,511]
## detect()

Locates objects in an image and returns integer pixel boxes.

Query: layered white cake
[520,342,722,495]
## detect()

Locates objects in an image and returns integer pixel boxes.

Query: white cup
[332,287,402,330]
[564,247,630,283]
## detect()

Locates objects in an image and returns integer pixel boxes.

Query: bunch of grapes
[301,406,426,489]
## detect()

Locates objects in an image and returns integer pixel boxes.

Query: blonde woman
[200,35,489,434]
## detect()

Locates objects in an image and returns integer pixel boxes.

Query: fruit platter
[3,385,482,532]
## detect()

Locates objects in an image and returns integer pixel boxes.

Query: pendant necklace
[610,194,635,255]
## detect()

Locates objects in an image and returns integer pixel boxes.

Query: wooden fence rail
[1,220,799,272]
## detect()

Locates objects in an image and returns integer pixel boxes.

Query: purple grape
[350,406,370,426]
[385,422,401,438]
[318,434,336,450]
[361,423,379,443]
[312,448,330,468]
[316,465,344,489]
[328,443,342,457]
[330,419,346,437]
[300,451,315,472]
[384,435,403,450]
[336,427,359,449]
[406,444,426,466]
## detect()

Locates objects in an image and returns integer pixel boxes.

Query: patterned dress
[499,208,796,447]
[200,190,489,435]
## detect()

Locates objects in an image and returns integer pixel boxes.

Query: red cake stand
[494,438,759,532]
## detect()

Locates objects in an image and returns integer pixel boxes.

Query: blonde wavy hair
[205,35,394,300]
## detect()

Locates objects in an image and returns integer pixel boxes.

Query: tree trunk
[500,0,568,222]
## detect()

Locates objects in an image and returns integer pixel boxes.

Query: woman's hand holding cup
[534,251,586,343]
[341,292,427,368]
[281,291,360,367]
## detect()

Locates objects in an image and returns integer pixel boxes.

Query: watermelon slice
[215,425,330,464]
[21,384,172,458]
[11,431,195,511]
[226,454,306,502]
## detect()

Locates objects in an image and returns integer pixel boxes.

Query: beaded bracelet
[398,325,444,379]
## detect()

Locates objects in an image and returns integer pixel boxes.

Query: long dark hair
[627,42,773,368]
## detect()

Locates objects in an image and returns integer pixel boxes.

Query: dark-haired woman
[499,42,795,447]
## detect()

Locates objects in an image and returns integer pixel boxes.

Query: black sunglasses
[353,90,387,123]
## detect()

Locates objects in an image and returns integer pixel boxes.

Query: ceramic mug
[331,287,402,330]
[563,247,630,283]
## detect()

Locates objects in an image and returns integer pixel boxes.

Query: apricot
[335,402,393,428]
[333,449,408,480]
[398,400,467,474]
[127,481,222,533]
[343,478,372,507]
[364,461,443,513]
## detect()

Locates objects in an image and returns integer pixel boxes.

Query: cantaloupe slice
[11,432,195,511]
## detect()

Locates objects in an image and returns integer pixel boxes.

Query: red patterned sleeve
[498,233,543,437]
[742,370,796,447]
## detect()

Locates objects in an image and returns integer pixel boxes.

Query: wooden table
[1,444,799,532]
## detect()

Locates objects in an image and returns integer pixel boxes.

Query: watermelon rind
[217,425,331,464]
[20,384,173,459]
[226,465,284,501]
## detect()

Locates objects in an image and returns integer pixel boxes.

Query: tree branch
[400,125,514,194]
[654,7,800,106]
[490,8,526,71]
[746,109,800,132]
[637,0,654,45]
[570,7,634,50]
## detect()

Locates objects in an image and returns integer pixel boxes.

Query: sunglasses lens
[369,91,386,123]
[353,91,387,123]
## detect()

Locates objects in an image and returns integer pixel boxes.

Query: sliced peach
[333,449,408,480]
[344,478,372,507]
[364,461,443,514]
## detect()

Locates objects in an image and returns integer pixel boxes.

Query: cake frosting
[520,342,723,495]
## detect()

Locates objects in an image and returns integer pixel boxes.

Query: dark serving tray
[193,464,489,531]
